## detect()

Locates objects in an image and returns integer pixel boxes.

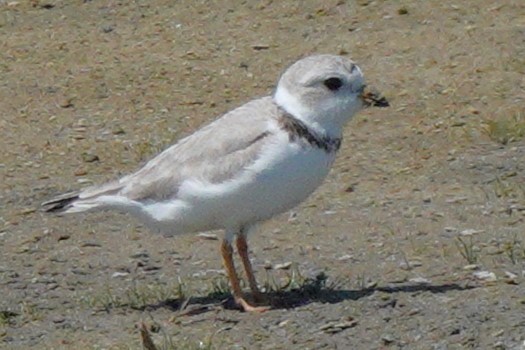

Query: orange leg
[221,239,267,312]
[236,234,263,301]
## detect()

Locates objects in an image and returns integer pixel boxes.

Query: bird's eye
[323,77,343,91]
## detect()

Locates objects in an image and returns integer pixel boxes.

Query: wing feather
[117,96,279,201]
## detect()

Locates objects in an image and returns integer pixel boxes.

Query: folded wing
[43,96,278,212]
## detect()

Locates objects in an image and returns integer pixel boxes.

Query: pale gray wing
[42,96,279,211]
[114,96,279,201]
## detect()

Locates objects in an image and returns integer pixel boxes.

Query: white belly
[217,141,335,225]
[143,136,336,235]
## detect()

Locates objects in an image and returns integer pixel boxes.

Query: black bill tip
[361,90,389,108]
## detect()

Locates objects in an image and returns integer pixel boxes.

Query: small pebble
[82,153,99,163]
[473,271,497,282]
[274,262,292,270]
[197,233,218,240]
[52,316,66,324]
[101,25,114,33]
[365,281,378,288]
[59,98,74,108]
[56,234,71,241]
[460,229,484,236]
[336,254,354,261]
[504,271,519,284]
[397,7,408,15]
[381,334,396,344]
[278,319,289,327]
[467,106,480,114]
[112,126,125,135]
[74,168,88,176]
[492,329,504,337]
[112,272,129,278]
[505,271,517,279]
[252,44,269,50]
[409,277,431,284]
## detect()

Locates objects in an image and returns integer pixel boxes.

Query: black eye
[323,77,343,91]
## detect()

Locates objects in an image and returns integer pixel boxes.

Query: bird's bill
[360,88,389,108]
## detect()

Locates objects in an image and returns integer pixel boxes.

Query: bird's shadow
[144,274,475,314]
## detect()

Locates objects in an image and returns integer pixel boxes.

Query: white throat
[274,85,347,139]
[274,85,310,120]
[274,85,332,137]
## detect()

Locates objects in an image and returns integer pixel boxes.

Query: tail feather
[42,180,124,213]
[41,192,80,213]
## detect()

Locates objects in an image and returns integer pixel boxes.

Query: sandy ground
[1,0,525,349]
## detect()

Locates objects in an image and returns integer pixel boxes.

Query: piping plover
[43,54,388,312]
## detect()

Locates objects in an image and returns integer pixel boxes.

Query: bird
[42,54,388,312]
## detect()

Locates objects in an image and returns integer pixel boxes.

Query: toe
[235,297,270,313]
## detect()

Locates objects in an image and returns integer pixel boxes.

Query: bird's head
[274,54,388,136]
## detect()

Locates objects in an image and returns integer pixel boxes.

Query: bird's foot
[235,297,270,313]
